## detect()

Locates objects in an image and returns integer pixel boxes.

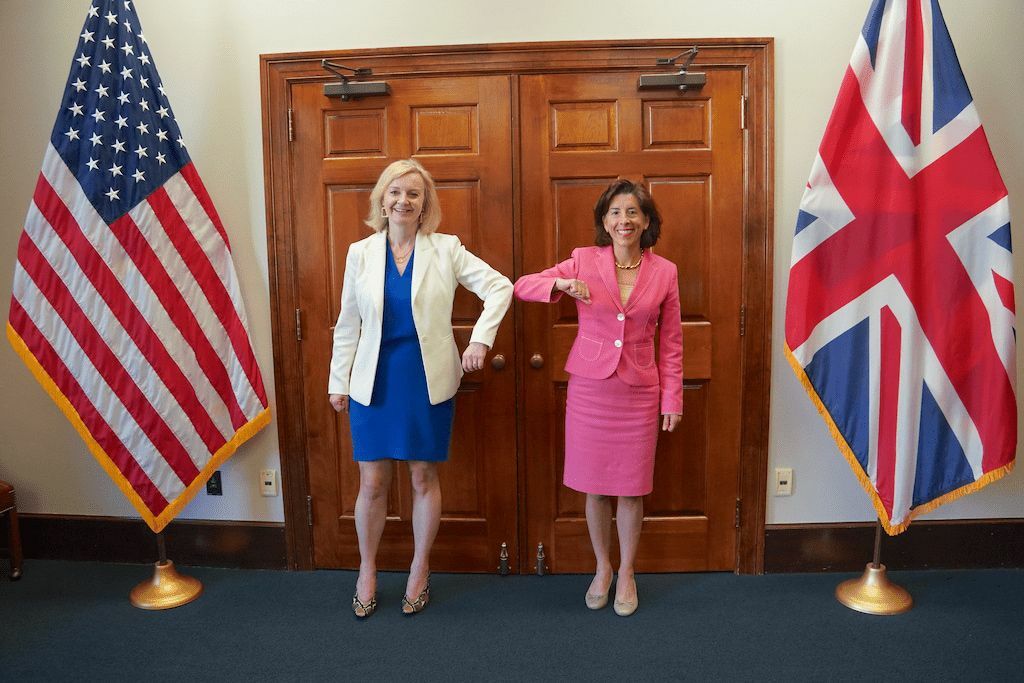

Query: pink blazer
[515,246,683,415]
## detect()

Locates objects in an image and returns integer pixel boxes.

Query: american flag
[6,0,270,533]
[785,0,1016,534]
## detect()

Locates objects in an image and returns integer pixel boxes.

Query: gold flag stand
[835,519,913,615]
[130,530,203,610]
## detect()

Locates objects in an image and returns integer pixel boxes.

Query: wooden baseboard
[764,519,1024,573]
[0,514,287,569]
[8,515,1018,573]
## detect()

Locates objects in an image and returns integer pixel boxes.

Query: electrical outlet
[260,469,278,497]
[206,470,223,496]
[774,467,793,496]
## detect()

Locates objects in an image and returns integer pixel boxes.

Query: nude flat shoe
[585,590,609,610]
[613,578,638,616]
[586,573,613,609]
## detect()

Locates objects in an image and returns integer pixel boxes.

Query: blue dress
[348,243,455,461]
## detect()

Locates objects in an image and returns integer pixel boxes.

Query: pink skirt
[564,373,660,496]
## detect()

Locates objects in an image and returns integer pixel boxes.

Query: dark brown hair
[592,179,662,248]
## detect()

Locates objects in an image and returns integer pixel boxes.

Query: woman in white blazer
[328,159,512,618]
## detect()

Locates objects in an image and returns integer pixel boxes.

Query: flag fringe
[7,321,271,534]
[152,406,271,533]
[783,343,1015,535]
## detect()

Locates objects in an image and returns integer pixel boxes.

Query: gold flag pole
[835,519,913,615]
[129,529,203,610]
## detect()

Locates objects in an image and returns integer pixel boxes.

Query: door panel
[519,69,744,572]
[291,75,519,571]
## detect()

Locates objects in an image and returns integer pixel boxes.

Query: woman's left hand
[661,414,681,432]
[462,341,490,373]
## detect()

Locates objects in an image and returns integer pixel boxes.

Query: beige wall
[0,0,1021,525]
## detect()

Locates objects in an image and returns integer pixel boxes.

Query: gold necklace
[389,236,415,264]
[615,249,643,270]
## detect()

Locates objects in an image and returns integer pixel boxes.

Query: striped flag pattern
[6,0,270,532]
[784,0,1016,534]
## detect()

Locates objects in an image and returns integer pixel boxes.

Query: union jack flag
[6,0,270,532]
[785,0,1016,534]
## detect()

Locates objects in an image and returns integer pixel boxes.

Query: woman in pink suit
[514,179,682,617]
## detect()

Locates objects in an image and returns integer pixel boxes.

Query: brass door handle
[530,353,544,369]
[491,354,506,370]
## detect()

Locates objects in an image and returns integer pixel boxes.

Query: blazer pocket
[633,341,655,369]
[576,334,603,362]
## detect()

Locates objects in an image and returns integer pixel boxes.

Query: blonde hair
[364,159,442,234]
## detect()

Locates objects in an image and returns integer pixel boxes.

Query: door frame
[260,39,774,573]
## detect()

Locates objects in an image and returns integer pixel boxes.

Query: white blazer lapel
[365,231,387,316]
[410,231,433,304]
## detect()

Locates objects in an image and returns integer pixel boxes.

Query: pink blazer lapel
[595,246,624,312]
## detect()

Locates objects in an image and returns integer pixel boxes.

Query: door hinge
[287,107,294,142]
[739,306,746,337]
[740,95,748,130]
[735,498,741,529]
[306,495,313,527]
[295,308,303,341]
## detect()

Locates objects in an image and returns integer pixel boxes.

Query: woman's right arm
[328,245,362,401]
[514,249,585,303]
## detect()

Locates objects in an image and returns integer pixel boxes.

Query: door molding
[260,39,774,572]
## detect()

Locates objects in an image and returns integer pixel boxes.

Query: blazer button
[617,313,625,321]
[614,339,623,348]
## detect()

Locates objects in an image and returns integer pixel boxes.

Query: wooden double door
[265,41,770,573]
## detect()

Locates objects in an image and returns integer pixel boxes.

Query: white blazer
[328,230,513,405]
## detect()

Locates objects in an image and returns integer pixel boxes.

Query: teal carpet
[1,561,1022,681]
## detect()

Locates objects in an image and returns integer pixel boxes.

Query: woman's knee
[408,462,439,494]
[359,465,392,500]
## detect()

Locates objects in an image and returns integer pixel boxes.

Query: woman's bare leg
[614,495,643,605]
[354,460,393,603]
[585,493,615,598]
[405,460,441,601]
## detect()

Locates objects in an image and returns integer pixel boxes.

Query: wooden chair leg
[6,505,21,581]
